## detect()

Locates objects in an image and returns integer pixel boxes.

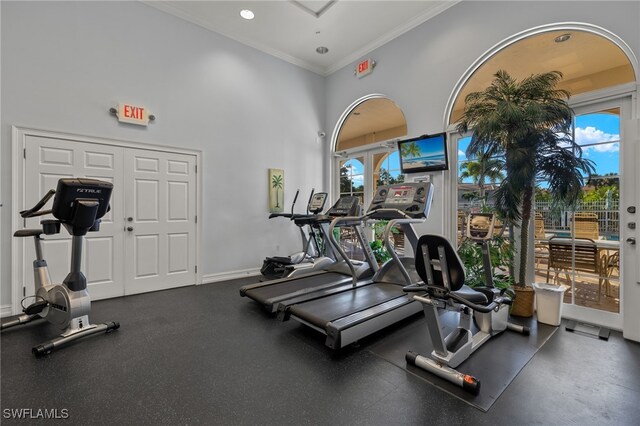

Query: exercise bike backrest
[414,234,466,292]
[21,178,113,236]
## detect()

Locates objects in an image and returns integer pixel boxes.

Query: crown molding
[324,1,461,75]
[142,1,327,75]
[142,0,460,77]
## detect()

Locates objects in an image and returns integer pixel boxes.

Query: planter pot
[511,286,535,317]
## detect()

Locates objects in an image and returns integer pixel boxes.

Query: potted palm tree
[457,70,594,316]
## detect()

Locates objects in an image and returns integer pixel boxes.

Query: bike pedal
[24,300,48,315]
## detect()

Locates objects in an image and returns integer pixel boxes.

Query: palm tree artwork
[400,141,421,159]
[457,70,594,287]
[269,169,284,213]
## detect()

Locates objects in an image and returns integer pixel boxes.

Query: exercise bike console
[52,178,113,235]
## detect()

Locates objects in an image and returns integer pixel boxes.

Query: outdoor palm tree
[458,156,505,199]
[457,70,594,287]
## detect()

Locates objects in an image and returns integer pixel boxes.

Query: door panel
[124,149,196,295]
[24,136,125,300]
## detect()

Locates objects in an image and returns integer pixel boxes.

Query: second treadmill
[279,182,434,350]
[240,196,378,313]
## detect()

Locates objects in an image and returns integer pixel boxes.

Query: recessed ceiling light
[554,33,571,43]
[240,9,254,20]
[316,46,329,54]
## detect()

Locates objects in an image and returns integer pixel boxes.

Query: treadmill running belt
[288,283,406,329]
[243,273,349,305]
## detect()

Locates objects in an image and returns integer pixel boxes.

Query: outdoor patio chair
[546,237,607,302]
[534,212,549,270]
[604,251,620,297]
[571,212,600,239]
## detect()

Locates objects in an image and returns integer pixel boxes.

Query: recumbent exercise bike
[1,178,119,356]
[404,213,529,394]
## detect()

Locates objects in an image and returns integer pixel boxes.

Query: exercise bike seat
[13,229,43,238]
[450,285,488,305]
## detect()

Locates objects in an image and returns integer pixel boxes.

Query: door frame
[11,125,203,315]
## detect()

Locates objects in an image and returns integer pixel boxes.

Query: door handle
[127,226,134,232]
[626,237,636,245]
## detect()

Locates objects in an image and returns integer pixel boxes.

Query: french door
[334,146,404,260]
[14,129,198,313]
[555,96,635,330]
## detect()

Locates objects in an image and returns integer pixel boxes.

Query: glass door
[535,97,632,328]
[335,147,405,261]
[337,155,366,260]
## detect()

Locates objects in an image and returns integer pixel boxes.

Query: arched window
[331,96,407,260]
[333,97,407,208]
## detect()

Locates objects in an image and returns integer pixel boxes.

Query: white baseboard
[1,304,14,318]
[202,268,261,284]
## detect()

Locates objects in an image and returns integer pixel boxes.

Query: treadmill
[240,195,378,313]
[260,191,334,279]
[279,182,434,350]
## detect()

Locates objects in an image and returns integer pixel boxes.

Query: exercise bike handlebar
[404,285,511,313]
[20,190,56,218]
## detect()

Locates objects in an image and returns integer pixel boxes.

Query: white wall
[324,0,640,236]
[0,1,326,307]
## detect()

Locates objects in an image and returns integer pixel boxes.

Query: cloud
[575,126,619,145]
[458,149,466,158]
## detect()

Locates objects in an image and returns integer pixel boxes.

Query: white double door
[22,134,197,300]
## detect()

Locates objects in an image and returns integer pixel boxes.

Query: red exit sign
[356,58,375,78]
[117,103,149,126]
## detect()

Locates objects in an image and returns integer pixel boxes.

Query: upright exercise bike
[404,213,529,394]
[1,178,120,356]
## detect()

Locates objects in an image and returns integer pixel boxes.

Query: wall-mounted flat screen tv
[398,133,448,173]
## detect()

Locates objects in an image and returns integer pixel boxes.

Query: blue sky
[458,112,620,183]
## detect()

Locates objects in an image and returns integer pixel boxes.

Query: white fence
[458,199,620,238]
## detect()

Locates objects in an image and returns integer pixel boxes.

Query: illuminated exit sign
[117,103,149,126]
[355,58,376,78]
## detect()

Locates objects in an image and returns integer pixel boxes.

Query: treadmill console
[368,182,434,219]
[326,196,361,217]
[308,192,328,214]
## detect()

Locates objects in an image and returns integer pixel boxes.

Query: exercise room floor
[2,277,639,425]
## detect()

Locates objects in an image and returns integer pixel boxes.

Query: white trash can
[533,282,566,326]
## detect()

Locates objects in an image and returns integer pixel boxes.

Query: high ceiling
[144,2,636,142]
[143,1,458,76]
[450,30,636,123]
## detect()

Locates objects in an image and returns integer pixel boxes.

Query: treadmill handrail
[384,218,425,285]
[328,215,364,287]
[327,208,416,287]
